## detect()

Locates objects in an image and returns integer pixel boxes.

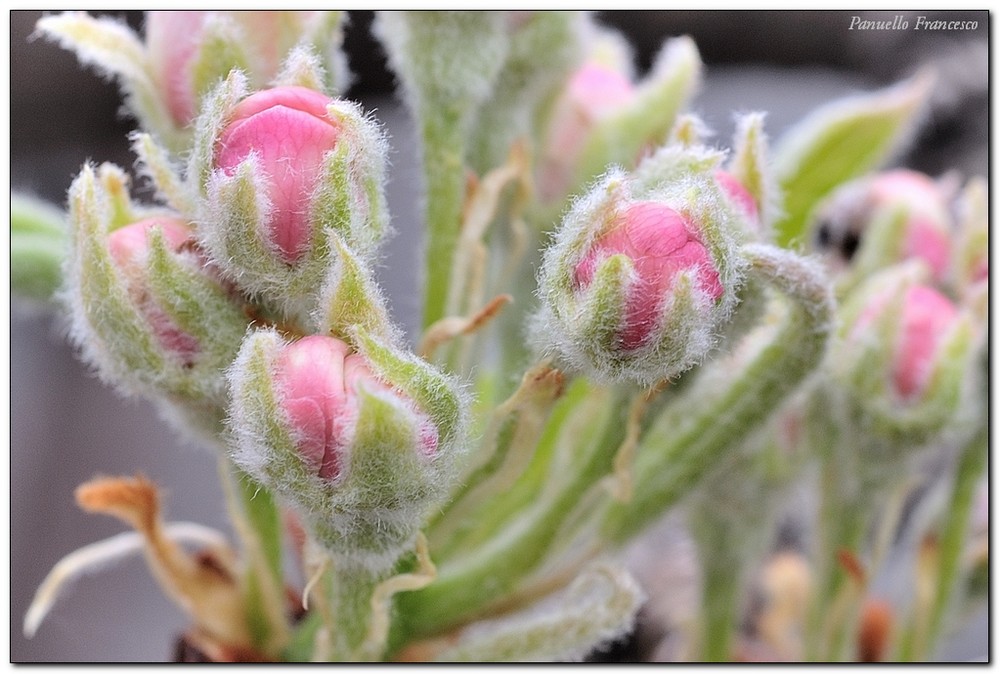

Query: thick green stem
[391,384,630,646]
[699,550,743,662]
[420,105,468,329]
[327,558,382,661]
[602,244,834,543]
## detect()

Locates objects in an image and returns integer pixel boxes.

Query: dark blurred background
[10,10,988,662]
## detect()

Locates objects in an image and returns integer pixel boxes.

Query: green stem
[327,558,382,661]
[802,390,882,662]
[420,104,468,330]
[602,244,834,543]
[219,460,289,655]
[391,384,630,646]
[700,551,743,662]
[914,423,987,660]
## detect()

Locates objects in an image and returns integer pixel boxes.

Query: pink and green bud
[196,77,389,325]
[573,201,723,351]
[227,329,467,571]
[214,86,342,263]
[273,335,437,481]
[813,170,953,282]
[535,159,745,385]
[145,11,332,129]
[107,218,201,365]
[539,61,636,201]
[64,164,250,417]
[852,285,959,402]
[831,264,977,441]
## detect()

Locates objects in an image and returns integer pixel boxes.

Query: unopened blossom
[853,284,959,401]
[273,335,438,481]
[539,61,636,201]
[573,201,723,351]
[214,86,343,263]
[107,217,201,364]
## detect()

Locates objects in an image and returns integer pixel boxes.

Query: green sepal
[352,327,467,447]
[188,14,252,118]
[65,165,166,391]
[190,70,249,195]
[314,234,393,342]
[144,226,248,401]
[296,11,351,95]
[131,132,196,216]
[772,71,934,249]
[728,112,777,232]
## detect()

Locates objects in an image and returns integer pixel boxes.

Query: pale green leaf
[772,70,934,249]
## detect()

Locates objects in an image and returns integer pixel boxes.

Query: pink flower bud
[274,336,438,481]
[214,86,342,263]
[107,217,200,364]
[146,11,320,127]
[145,11,211,127]
[573,201,723,350]
[854,284,959,401]
[540,62,636,201]
[869,171,952,281]
[715,169,759,225]
[817,170,952,281]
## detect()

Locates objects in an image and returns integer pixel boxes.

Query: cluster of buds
[535,141,754,386]
[808,164,986,445]
[49,12,466,577]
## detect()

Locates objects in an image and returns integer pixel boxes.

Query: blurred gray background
[10,10,988,662]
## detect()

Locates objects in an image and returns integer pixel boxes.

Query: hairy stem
[421,105,468,329]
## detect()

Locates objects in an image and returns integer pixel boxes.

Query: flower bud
[573,200,724,351]
[831,264,976,441]
[196,79,388,324]
[852,284,958,403]
[107,218,202,365]
[227,329,467,571]
[145,11,330,129]
[812,170,953,282]
[535,155,746,385]
[539,60,635,202]
[273,336,437,481]
[64,164,249,420]
[215,86,342,262]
